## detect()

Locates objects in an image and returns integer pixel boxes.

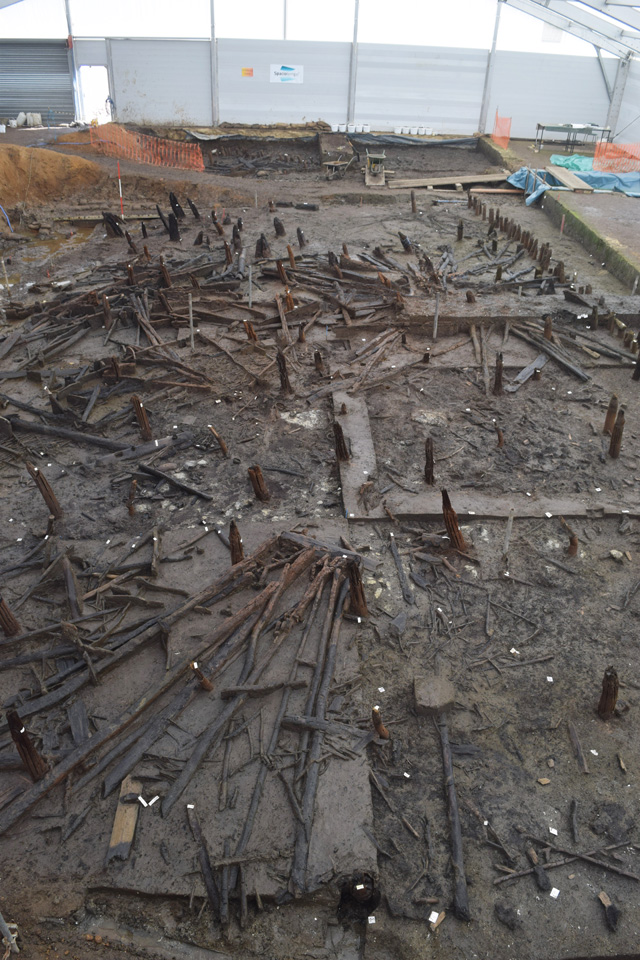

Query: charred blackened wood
[141,221,148,239]
[237,217,243,231]
[232,224,242,252]
[194,230,204,246]
[277,350,293,394]
[398,232,413,252]
[223,212,231,225]
[436,713,470,921]
[187,197,200,219]
[333,422,350,462]
[372,706,390,740]
[229,520,244,565]
[492,352,504,396]
[274,217,286,237]
[314,350,325,374]
[125,230,138,254]
[297,227,306,249]
[441,488,467,552]
[103,212,124,237]
[389,533,414,605]
[248,465,270,502]
[465,290,476,303]
[156,204,170,233]
[597,667,619,720]
[255,234,271,258]
[457,221,464,241]
[26,462,62,518]
[609,408,625,459]
[424,437,434,485]
[346,559,368,617]
[168,214,181,242]
[633,353,640,382]
[131,395,152,441]
[8,710,49,781]
[186,804,220,922]
[603,395,619,434]
[169,192,185,219]
[0,596,20,637]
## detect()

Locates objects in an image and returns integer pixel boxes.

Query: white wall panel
[486,51,613,140]
[217,39,351,124]
[354,44,488,134]
[74,39,107,66]
[110,39,213,125]
[616,57,640,142]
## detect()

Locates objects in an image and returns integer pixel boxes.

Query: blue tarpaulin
[508,166,640,202]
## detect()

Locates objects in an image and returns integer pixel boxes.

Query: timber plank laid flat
[547,165,594,193]
[388,172,509,190]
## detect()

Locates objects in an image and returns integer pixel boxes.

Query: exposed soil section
[0,129,639,960]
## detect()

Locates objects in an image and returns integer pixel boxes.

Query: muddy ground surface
[0,131,639,960]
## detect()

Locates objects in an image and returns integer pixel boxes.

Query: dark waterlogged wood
[436,714,470,920]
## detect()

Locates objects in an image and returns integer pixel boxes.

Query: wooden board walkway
[388,172,509,190]
[547,165,594,193]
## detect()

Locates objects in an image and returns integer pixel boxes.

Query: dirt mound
[0,143,105,207]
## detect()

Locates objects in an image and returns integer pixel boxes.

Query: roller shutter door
[0,40,74,122]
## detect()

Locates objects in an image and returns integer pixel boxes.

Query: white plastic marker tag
[550,888,560,899]
[549,827,558,836]
[138,796,148,807]
[187,804,195,809]
[355,884,365,891]
[368,916,375,924]
[429,911,440,924]
[148,796,159,806]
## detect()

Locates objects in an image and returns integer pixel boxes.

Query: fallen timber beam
[389,172,509,190]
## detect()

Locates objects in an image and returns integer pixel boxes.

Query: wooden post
[297,227,306,249]
[609,408,625,459]
[603,395,618,435]
[7,710,49,781]
[208,425,229,458]
[346,559,368,617]
[424,437,434,485]
[168,213,181,242]
[0,596,20,637]
[277,349,293,394]
[229,520,244,565]
[372,706,389,740]
[314,350,325,374]
[131,395,152,441]
[248,465,270,501]
[457,221,463,241]
[543,315,553,341]
[633,352,640,382]
[411,190,417,214]
[333,422,350,462]
[274,217,286,237]
[441,488,467,552]
[492,352,504,396]
[190,662,214,692]
[597,667,618,720]
[286,244,296,268]
[26,462,63,519]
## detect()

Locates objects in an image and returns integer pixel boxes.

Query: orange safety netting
[593,141,640,173]
[491,110,511,151]
[89,123,204,172]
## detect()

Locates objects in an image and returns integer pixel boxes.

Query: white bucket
[330,123,339,132]
[355,123,363,133]
[338,123,347,133]
[410,125,418,135]
[347,123,356,133]
[401,126,409,134]
[362,123,370,133]
[417,126,425,135]
[0,124,5,134]
[394,126,402,134]
[423,127,433,136]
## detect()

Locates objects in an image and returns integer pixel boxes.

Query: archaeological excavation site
[1,2,640,959]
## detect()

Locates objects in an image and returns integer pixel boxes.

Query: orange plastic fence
[89,123,204,172]
[491,110,511,151]
[593,141,640,173]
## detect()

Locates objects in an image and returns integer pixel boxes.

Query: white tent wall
[614,57,640,144]
[485,50,616,140]
[217,39,352,125]
[353,44,488,134]
[107,39,214,126]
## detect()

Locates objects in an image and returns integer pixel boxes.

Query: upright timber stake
[229,520,244,565]
[168,214,181,242]
[208,424,229,458]
[492,352,504,396]
[372,706,390,740]
[346,559,368,617]
[0,595,20,637]
[441,488,467,552]
[274,217,286,237]
[26,462,62,519]
[609,408,625,459]
[633,352,640,381]
[543,315,553,341]
[248,465,270,501]
[560,516,578,557]
[457,221,464,242]
[603,395,619,434]
[297,227,306,249]
[424,437,434,485]
[333,422,350,462]
[131,395,152,441]
[190,662,214,693]
[411,190,417,214]
[277,349,293,394]
[7,710,49,781]
[597,667,619,720]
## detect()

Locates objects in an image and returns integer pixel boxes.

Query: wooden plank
[504,354,548,393]
[67,699,90,745]
[547,165,594,193]
[106,775,141,864]
[388,172,509,190]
